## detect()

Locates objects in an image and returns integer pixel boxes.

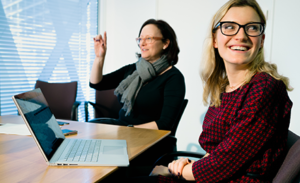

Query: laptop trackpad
[98,140,129,166]
[103,146,125,155]
[100,139,127,155]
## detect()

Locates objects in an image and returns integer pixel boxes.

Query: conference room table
[0,115,170,182]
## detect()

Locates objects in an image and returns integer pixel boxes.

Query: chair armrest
[84,101,116,122]
[165,135,177,142]
[89,102,112,114]
[84,101,107,122]
[84,101,91,122]
[165,135,177,152]
[71,101,81,121]
[152,151,205,168]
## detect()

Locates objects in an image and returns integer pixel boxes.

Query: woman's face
[214,6,265,69]
[139,24,169,63]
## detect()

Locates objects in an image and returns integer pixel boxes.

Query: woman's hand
[93,32,107,58]
[168,158,195,179]
[150,165,172,177]
[133,121,159,130]
[90,32,106,84]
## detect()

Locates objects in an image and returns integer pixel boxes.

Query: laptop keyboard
[63,139,101,162]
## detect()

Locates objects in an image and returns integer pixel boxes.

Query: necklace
[227,79,246,92]
[226,72,255,92]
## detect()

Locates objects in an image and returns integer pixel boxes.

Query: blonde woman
[143,0,293,182]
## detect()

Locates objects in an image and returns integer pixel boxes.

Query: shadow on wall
[200,111,206,125]
[185,110,208,158]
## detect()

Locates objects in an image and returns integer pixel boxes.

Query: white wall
[99,0,300,153]
[98,0,157,73]
[271,0,300,135]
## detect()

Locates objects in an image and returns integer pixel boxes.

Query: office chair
[273,130,300,183]
[152,130,300,183]
[142,99,188,162]
[168,99,188,151]
[35,80,80,121]
[128,99,189,175]
[129,99,189,167]
[84,89,122,122]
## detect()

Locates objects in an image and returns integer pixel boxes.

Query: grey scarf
[114,55,170,116]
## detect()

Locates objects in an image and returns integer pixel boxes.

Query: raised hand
[93,32,107,58]
[90,32,107,84]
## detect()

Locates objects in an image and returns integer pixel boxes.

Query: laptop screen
[14,88,65,160]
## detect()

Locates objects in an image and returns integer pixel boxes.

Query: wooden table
[0,115,170,183]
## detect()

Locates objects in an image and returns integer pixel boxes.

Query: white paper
[0,123,31,135]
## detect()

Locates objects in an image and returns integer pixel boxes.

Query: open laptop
[12,88,129,167]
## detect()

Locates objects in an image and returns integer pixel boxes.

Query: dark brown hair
[136,19,180,65]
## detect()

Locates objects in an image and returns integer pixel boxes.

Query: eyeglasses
[136,37,163,45]
[213,21,265,37]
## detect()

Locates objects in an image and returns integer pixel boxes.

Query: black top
[90,63,186,130]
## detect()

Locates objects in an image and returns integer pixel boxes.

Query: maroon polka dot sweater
[158,72,292,183]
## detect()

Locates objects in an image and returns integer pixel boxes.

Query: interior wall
[99,0,300,153]
[271,0,300,135]
[98,0,157,73]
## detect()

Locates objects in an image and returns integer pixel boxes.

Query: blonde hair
[200,0,292,107]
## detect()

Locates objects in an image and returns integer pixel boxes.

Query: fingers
[95,35,102,43]
[103,31,107,46]
[168,158,191,179]
[99,34,103,45]
[93,35,100,42]
[93,33,106,46]
[168,160,176,175]
[168,160,180,178]
[93,32,107,58]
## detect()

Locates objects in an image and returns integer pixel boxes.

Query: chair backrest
[273,130,300,183]
[94,89,122,119]
[170,99,188,136]
[35,80,78,120]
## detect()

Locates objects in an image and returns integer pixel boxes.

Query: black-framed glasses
[213,21,265,37]
[136,37,163,45]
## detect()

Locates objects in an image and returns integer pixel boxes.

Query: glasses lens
[146,37,152,44]
[245,23,263,36]
[221,22,239,36]
[136,38,141,44]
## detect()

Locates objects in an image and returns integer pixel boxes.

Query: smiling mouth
[230,46,250,51]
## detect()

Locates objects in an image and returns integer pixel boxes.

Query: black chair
[171,99,188,136]
[35,80,80,121]
[84,89,122,122]
[129,99,189,175]
[137,99,188,166]
[273,130,300,183]
[167,99,188,152]
[152,130,300,183]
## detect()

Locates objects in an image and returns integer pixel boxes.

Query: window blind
[0,0,97,121]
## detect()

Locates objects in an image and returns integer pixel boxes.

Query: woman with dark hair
[90,19,185,131]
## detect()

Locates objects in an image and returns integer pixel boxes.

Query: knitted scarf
[114,55,170,116]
